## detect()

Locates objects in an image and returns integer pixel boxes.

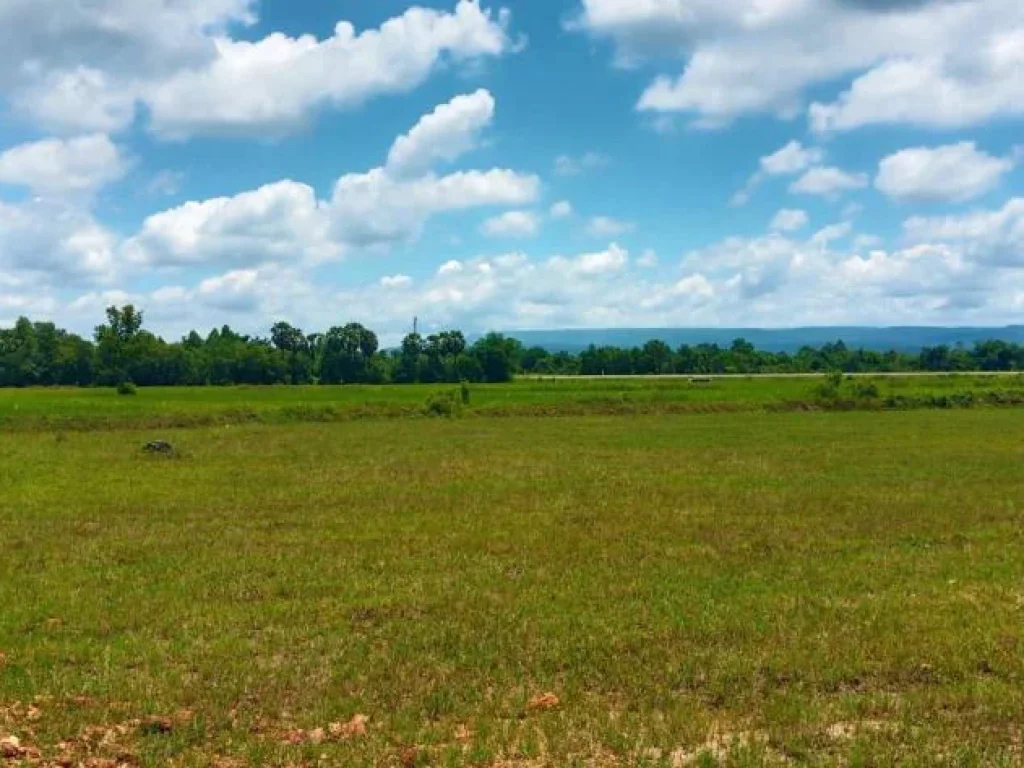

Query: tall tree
[94,305,145,385]
[321,323,379,384]
[471,333,521,383]
[271,321,313,384]
[395,332,425,384]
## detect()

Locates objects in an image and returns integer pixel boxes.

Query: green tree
[395,332,425,384]
[0,318,40,386]
[471,333,521,383]
[94,305,145,385]
[520,346,550,373]
[271,321,313,384]
[423,330,468,382]
[639,340,673,374]
[321,323,379,384]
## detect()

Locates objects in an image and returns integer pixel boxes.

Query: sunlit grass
[2,408,1023,765]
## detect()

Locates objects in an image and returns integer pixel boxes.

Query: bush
[117,381,138,396]
[949,391,975,408]
[853,380,880,399]
[813,370,845,400]
[459,380,472,406]
[423,390,463,418]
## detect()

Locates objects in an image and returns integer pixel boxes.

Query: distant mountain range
[498,327,1024,354]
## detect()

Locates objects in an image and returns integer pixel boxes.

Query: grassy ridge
[1,374,1023,431]
[2,410,1023,765]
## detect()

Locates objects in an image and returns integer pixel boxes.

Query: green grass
[2,406,1023,765]
[1,374,1022,431]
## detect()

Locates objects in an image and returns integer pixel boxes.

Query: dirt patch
[0,704,201,767]
[276,713,369,746]
[646,730,786,767]
[826,720,897,741]
[527,693,560,712]
[2,735,40,761]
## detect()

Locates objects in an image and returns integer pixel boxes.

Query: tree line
[537,338,1024,376]
[0,306,520,387]
[1,306,1021,388]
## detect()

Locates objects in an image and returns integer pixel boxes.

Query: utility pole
[413,316,419,336]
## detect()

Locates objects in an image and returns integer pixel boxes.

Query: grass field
[1,373,1023,431]
[2,383,1024,766]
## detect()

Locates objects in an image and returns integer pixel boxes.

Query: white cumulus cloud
[2,1,513,139]
[573,0,1024,132]
[770,209,809,233]
[12,68,140,135]
[330,169,539,247]
[549,243,629,276]
[903,198,1024,266]
[875,142,1016,203]
[385,89,496,178]
[145,2,512,139]
[0,134,130,197]
[123,181,338,268]
[0,0,255,86]
[554,152,608,177]
[49,214,1024,338]
[810,28,1024,133]
[586,216,635,237]
[481,210,541,238]
[811,222,853,246]
[0,199,117,281]
[733,141,824,205]
[762,141,824,176]
[380,274,413,288]
[790,166,868,198]
[120,92,539,269]
[549,200,573,219]
[637,248,659,268]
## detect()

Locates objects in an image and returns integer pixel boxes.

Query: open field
[1,374,1023,431]
[2,394,1024,766]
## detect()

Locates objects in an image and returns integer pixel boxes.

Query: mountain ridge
[495,327,1024,354]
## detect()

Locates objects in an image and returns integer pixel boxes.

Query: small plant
[460,380,472,406]
[117,381,138,396]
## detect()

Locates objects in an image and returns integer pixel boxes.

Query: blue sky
[0,0,1022,340]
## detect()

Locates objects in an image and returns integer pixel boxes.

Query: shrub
[424,390,463,418]
[117,381,138,396]
[949,391,975,408]
[460,380,472,406]
[853,381,880,399]
[814,370,845,400]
